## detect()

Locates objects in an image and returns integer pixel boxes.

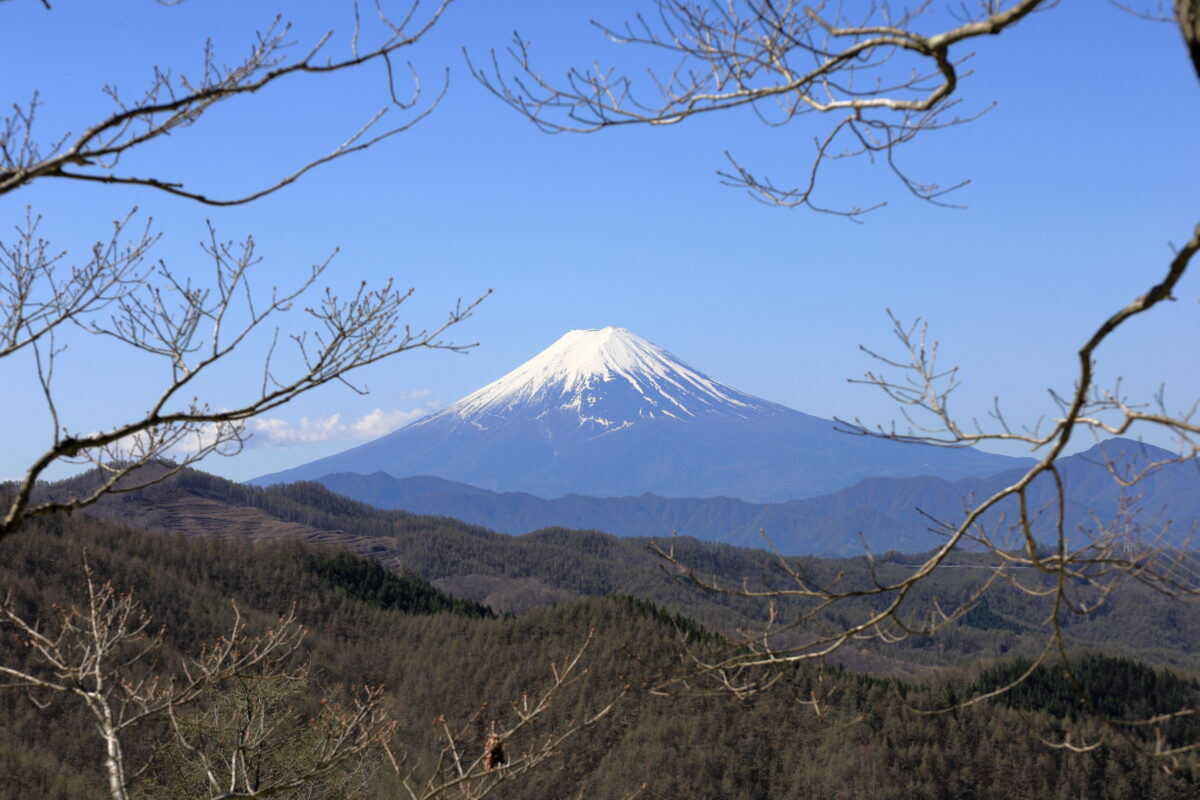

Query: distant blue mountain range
[313,438,1200,556]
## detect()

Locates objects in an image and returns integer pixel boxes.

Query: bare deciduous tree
[0,0,487,543]
[481,0,1200,766]
[0,567,631,800]
[0,210,487,542]
[397,630,629,800]
[150,670,389,800]
[0,565,393,800]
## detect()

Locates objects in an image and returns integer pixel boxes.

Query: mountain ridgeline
[43,464,1200,674]
[313,438,1200,556]
[252,327,1028,501]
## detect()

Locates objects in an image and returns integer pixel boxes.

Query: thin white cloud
[246,402,437,448]
[346,407,423,439]
[61,396,440,462]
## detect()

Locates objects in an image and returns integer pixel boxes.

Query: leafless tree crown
[0,564,393,800]
[0,208,489,542]
[0,566,629,800]
[0,0,490,542]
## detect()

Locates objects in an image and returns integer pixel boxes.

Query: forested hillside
[1,514,1197,799]
[41,465,1200,676]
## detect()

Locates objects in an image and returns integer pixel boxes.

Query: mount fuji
[251,327,1029,502]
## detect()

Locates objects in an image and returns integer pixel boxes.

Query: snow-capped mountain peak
[252,326,1030,500]
[421,326,761,430]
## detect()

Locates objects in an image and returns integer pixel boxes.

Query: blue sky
[2,1,1198,484]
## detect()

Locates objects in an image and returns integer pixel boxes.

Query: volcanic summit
[252,327,1026,501]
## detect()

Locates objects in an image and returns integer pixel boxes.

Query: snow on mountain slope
[251,327,1031,501]
[419,326,768,432]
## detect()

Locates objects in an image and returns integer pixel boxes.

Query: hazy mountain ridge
[252,327,1029,501]
[313,438,1200,555]
[46,461,1200,672]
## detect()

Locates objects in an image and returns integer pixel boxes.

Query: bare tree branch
[0,1,453,204]
[0,565,395,800]
[0,215,491,541]
[1177,0,1200,77]
[397,629,627,800]
[471,0,1049,218]
[0,207,152,360]
[637,221,1200,766]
